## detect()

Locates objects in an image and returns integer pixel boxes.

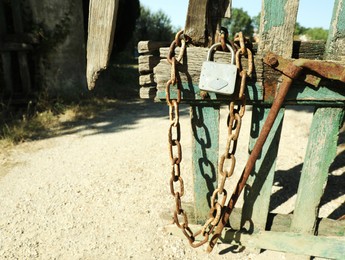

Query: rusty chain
[166,30,253,249]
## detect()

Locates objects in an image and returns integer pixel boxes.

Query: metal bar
[207,64,303,252]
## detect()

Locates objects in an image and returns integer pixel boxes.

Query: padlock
[198,42,237,95]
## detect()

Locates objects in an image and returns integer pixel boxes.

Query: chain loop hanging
[165,31,253,250]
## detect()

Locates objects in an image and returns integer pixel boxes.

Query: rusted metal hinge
[262,52,345,102]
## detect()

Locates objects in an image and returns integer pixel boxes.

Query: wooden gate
[139,0,345,258]
[0,0,37,103]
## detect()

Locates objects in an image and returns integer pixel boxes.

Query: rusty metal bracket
[264,52,345,86]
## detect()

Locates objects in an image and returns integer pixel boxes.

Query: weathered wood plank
[259,0,299,58]
[153,42,345,103]
[241,1,299,255]
[177,205,345,237]
[291,107,345,234]
[139,87,156,99]
[12,0,31,95]
[241,107,285,230]
[139,73,155,86]
[325,0,345,62]
[184,0,231,46]
[86,0,119,89]
[191,105,219,223]
[0,0,13,95]
[154,46,262,102]
[184,0,208,46]
[138,55,160,74]
[165,225,345,259]
[137,41,169,54]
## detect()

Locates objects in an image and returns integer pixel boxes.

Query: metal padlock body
[198,43,237,95]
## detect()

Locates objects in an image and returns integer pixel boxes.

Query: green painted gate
[138,0,345,258]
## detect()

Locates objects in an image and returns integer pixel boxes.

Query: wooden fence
[139,0,345,258]
[0,0,37,104]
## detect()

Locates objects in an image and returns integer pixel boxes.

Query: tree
[222,8,254,38]
[113,0,140,53]
[134,6,174,42]
[252,13,261,32]
[294,22,307,36]
[304,27,328,41]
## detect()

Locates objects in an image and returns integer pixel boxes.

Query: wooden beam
[86,0,119,89]
[164,224,345,259]
[166,223,345,259]
[184,0,208,46]
[184,0,231,46]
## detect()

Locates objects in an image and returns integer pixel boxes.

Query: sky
[139,0,334,30]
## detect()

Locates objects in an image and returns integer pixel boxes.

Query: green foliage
[252,13,261,32]
[294,22,328,41]
[222,8,254,38]
[294,22,307,36]
[134,6,174,42]
[304,27,329,41]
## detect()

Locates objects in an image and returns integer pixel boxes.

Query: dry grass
[0,98,118,148]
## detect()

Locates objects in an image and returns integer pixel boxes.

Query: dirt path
[0,100,344,259]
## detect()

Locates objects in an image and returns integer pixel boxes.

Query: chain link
[166,31,253,249]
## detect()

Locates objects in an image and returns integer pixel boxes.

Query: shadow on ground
[270,128,345,220]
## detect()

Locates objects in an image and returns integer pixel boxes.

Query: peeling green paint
[263,0,286,31]
[336,0,345,35]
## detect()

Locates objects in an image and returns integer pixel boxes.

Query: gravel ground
[0,100,344,259]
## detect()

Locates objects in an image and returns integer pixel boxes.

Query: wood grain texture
[138,55,160,74]
[86,0,119,89]
[291,108,345,234]
[137,41,169,54]
[139,87,156,99]
[259,0,299,58]
[165,225,345,259]
[184,0,208,46]
[241,107,285,230]
[184,0,231,46]
[241,1,299,252]
[325,0,345,61]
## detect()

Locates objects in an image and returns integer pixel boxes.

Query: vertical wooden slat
[242,0,299,249]
[184,0,208,46]
[86,0,119,89]
[184,0,231,46]
[291,108,345,234]
[11,0,31,95]
[241,107,285,229]
[259,0,299,58]
[0,1,13,96]
[325,0,345,62]
[191,105,219,223]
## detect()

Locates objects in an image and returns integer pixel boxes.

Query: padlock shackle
[207,43,235,65]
